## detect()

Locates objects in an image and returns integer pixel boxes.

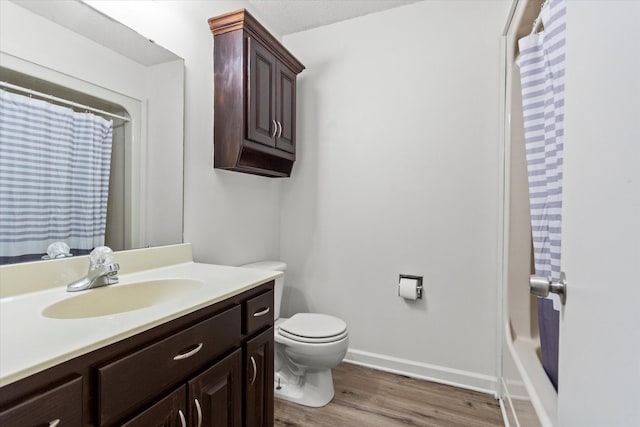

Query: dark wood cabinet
[97,306,242,426]
[0,376,82,427]
[209,9,305,177]
[274,63,296,154]
[247,38,276,148]
[120,386,187,427]
[188,349,242,427]
[120,347,244,427]
[0,282,275,427]
[245,328,274,427]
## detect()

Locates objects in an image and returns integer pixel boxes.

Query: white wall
[280,0,511,391]
[5,0,515,392]
[85,1,283,266]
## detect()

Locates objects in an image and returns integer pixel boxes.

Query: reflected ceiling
[248,0,424,35]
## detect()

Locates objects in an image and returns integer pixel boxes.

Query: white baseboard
[502,376,529,401]
[499,398,511,427]
[500,378,519,427]
[344,348,498,396]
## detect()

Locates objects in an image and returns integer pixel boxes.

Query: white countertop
[0,260,281,387]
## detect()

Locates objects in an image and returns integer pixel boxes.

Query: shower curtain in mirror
[0,89,113,264]
[517,0,566,390]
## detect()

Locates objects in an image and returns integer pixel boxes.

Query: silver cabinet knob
[276,121,282,138]
[530,272,567,305]
[271,119,277,138]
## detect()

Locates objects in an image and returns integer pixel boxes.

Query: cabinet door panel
[247,37,276,148]
[188,349,242,427]
[245,327,274,427]
[275,63,296,154]
[0,376,82,427]
[121,386,187,427]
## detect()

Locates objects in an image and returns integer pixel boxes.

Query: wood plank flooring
[274,363,503,427]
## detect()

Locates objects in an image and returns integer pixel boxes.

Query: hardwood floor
[274,363,503,427]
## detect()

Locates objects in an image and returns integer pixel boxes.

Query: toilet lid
[278,313,347,343]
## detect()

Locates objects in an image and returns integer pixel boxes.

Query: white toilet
[242,261,349,407]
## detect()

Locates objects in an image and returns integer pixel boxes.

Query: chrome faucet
[66,246,120,292]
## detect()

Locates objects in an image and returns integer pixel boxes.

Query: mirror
[0,0,185,264]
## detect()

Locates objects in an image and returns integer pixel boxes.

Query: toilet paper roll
[398,277,419,300]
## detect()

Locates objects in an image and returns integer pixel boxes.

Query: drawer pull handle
[250,355,257,385]
[49,420,61,427]
[195,398,203,427]
[173,343,203,360]
[253,307,270,317]
[178,409,186,427]
[271,119,277,138]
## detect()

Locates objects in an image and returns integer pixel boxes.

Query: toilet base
[274,368,335,407]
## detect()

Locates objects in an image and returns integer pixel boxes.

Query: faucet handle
[89,246,114,269]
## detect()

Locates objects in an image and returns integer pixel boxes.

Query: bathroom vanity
[0,244,278,427]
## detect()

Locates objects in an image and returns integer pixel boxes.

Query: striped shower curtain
[0,89,113,264]
[517,0,567,390]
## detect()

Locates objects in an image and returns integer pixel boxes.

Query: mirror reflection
[0,70,130,264]
[0,0,185,265]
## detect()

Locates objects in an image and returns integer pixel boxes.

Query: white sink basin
[42,278,204,319]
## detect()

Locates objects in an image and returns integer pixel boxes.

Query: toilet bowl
[241,261,349,407]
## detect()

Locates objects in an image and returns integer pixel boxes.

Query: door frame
[497,1,559,426]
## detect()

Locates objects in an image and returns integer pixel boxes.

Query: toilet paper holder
[398,274,423,299]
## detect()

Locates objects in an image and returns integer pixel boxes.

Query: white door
[557,2,640,426]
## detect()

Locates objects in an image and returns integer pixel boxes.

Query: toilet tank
[240,260,286,320]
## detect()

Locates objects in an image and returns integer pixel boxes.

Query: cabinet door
[0,376,82,427]
[247,37,276,148]
[245,327,274,427]
[275,62,296,154]
[188,349,242,427]
[121,386,187,427]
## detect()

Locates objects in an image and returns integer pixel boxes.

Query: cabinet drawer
[0,376,82,427]
[97,305,241,426]
[244,289,274,335]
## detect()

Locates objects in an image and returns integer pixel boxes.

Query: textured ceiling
[248,0,424,35]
